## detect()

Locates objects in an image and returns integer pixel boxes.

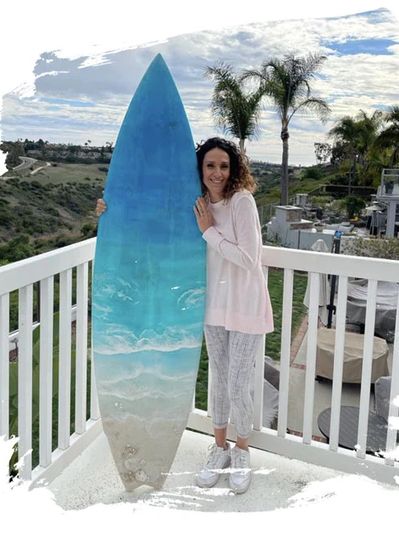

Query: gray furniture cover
[316,327,389,383]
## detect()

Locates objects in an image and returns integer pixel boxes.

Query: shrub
[342,236,399,260]
[302,167,323,180]
[0,234,35,262]
[310,195,333,208]
[81,222,96,238]
[343,196,366,219]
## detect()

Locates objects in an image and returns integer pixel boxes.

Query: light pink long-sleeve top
[202,190,274,335]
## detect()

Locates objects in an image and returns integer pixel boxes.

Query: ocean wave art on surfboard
[92,54,206,491]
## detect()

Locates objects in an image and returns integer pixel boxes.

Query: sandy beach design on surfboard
[92,54,205,491]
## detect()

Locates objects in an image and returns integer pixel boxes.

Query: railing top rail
[382,168,399,176]
[1,238,398,295]
[262,245,399,283]
[0,238,96,295]
[381,170,399,184]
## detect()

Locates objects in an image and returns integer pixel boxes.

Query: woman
[96,136,274,495]
[193,137,273,494]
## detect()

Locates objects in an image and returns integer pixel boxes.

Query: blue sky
[1,7,398,165]
[324,37,397,55]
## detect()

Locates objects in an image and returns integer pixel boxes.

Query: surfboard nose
[147,53,171,78]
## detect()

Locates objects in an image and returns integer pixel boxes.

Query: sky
[1,0,399,528]
[1,2,398,166]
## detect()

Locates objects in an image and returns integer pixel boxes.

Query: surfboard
[92,54,205,491]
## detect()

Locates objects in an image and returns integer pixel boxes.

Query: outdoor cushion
[262,378,279,428]
[374,375,392,422]
[263,356,279,428]
[264,356,280,390]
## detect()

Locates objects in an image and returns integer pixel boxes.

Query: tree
[329,116,361,192]
[314,142,332,164]
[243,53,330,205]
[5,140,25,169]
[343,196,366,219]
[374,105,399,166]
[302,167,323,180]
[329,110,383,187]
[206,62,265,153]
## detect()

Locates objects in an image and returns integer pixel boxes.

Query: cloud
[1,8,398,165]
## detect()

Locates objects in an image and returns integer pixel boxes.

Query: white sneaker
[229,446,251,494]
[196,442,231,488]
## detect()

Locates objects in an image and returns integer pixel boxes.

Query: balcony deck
[37,326,398,510]
[1,238,398,505]
[46,428,346,512]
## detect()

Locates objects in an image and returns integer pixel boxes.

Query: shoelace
[232,450,250,470]
[205,444,227,469]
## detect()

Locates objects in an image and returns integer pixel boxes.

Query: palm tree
[329,110,383,188]
[206,62,265,153]
[356,110,384,185]
[374,106,399,166]
[329,116,360,192]
[243,53,330,205]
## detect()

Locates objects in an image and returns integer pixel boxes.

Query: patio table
[317,406,389,454]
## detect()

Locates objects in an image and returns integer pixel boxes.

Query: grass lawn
[16,162,108,185]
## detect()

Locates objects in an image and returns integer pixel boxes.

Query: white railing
[0,239,398,487]
[0,238,101,483]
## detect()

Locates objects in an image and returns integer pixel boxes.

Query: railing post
[90,260,100,421]
[328,275,348,451]
[18,285,34,480]
[277,268,293,438]
[58,269,72,450]
[0,293,10,439]
[302,272,320,444]
[253,266,269,431]
[385,290,399,464]
[356,279,378,459]
[39,277,54,468]
[75,263,88,434]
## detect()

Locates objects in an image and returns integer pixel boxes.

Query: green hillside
[0,162,107,259]
[0,158,339,263]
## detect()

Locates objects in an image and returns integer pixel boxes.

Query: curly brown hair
[196,137,257,200]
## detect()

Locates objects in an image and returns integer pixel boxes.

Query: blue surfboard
[92,54,205,491]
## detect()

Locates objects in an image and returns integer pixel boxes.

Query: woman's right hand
[95,198,107,216]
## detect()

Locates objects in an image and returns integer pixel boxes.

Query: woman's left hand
[193,197,214,233]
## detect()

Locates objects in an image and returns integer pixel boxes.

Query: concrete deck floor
[47,428,345,512]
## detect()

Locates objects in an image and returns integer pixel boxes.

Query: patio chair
[374,375,392,423]
[263,356,280,429]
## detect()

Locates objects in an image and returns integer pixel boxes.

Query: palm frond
[290,97,331,124]
[206,62,265,144]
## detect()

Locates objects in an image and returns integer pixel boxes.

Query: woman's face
[202,147,230,202]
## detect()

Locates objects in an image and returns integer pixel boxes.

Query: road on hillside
[1,156,50,180]
[13,156,37,171]
[1,156,38,179]
[31,162,51,175]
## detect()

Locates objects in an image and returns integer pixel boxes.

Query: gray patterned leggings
[204,325,263,439]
